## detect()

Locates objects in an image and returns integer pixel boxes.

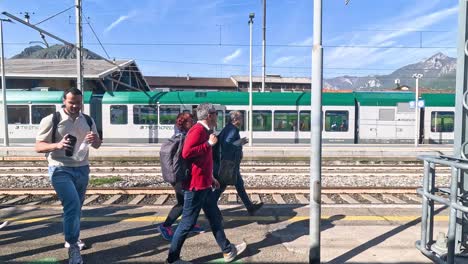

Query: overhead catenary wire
[83,15,111,59]
[34,6,75,26]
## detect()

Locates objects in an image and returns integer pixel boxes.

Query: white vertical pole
[415,78,419,147]
[249,13,254,147]
[262,0,266,92]
[0,20,9,147]
[310,0,322,263]
[413,73,422,147]
[75,0,83,94]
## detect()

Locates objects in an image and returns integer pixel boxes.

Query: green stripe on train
[102,91,356,106]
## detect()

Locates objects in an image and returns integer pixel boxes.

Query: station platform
[0,143,453,160]
[0,204,445,263]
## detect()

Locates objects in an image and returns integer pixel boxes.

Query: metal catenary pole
[454,0,468,255]
[262,0,266,93]
[310,0,322,263]
[75,0,83,95]
[0,19,10,147]
[413,73,422,147]
[248,13,254,147]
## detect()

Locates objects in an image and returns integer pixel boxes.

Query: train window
[299,111,311,131]
[225,110,246,131]
[253,110,272,131]
[133,105,157,124]
[431,111,454,132]
[31,105,56,124]
[215,110,225,131]
[274,111,298,131]
[7,105,30,124]
[379,109,395,121]
[325,111,348,132]
[159,105,180,125]
[110,105,128,125]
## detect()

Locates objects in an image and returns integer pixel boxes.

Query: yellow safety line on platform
[0,215,450,223]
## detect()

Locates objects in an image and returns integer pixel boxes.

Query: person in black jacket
[214,111,263,215]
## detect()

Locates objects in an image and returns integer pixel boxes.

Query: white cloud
[273,56,296,66]
[223,49,242,63]
[291,37,313,46]
[324,5,458,76]
[104,10,137,34]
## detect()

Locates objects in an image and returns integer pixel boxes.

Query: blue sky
[0,0,458,78]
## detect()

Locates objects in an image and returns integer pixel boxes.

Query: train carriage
[421,93,455,144]
[0,90,456,145]
[0,91,92,144]
[101,91,355,144]
[102,91,227,143]
[355,92,417,144]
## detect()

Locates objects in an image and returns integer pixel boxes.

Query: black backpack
[51,111,93,143]
[160,133,190,184]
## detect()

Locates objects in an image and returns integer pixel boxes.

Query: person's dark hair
[175,112,193,132]
[63,87,83,99]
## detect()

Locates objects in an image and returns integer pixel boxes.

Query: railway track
[0,163,449,206]
[0,187,426,206]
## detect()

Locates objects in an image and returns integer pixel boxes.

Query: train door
[214,105,226,132]
[376,108,396,143]
[89,94,103,139]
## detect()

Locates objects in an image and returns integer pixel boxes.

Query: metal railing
[416,155,468,264]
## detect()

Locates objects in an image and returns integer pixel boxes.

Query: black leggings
[163,182,184,227]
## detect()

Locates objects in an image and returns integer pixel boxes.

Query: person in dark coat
[214,111,263,215]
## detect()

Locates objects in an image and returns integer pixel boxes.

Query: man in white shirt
[35,88,101,264]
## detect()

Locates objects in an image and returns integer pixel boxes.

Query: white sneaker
[223,241,247,262]
[68,243,83,264]
[0,221,8,229]
[65,239,86,250]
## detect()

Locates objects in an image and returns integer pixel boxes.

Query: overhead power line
[83,15,111,59]
[34,6,74,25]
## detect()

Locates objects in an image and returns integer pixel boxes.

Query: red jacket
[181,123,213,191]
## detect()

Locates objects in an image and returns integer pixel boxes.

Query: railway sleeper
[0,193,422,206]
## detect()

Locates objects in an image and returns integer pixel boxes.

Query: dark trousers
[216,170,253,210]
[167,188,231,262]
[163,182,184,227]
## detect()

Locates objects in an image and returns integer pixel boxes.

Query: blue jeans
[49,165,90,245]
[167,188,231,263]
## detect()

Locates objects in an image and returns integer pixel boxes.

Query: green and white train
[0,90,455,144]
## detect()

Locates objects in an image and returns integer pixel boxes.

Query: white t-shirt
[36,108,98,167]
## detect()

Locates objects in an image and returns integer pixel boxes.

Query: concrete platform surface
[0,205,448,263]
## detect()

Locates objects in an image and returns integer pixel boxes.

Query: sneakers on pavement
[223,241,247,263]
[190,224,205,234]
[247,202,264,216]
[0,221,8,230]
[65,239,86,250]
[68,243,83,264]
[158,224,174,241]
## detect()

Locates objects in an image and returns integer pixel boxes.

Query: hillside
[324,52,456,90]
[11,44,102,60]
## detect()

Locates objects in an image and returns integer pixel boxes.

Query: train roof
[421,93,455,107]
[102,91,356,106]
[0,91,92,104]
[354,92,415,106]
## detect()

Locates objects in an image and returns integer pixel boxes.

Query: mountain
[324,52,457,90]
[11,44,102,59]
